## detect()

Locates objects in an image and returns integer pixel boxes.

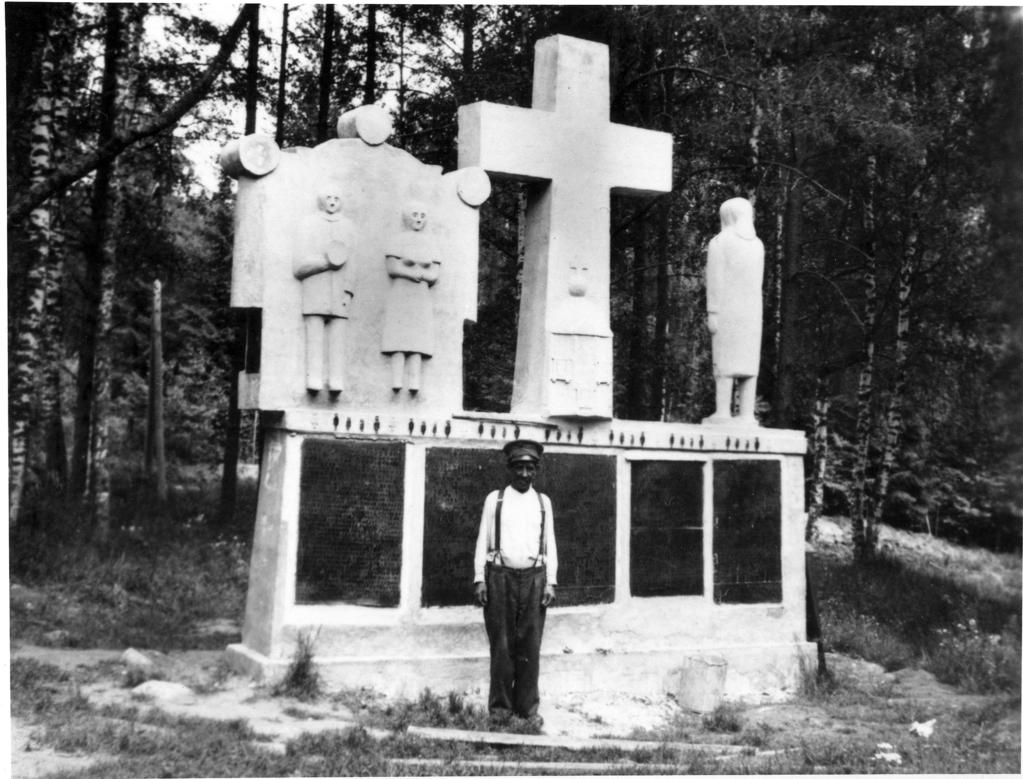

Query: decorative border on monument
[268,409,807,455]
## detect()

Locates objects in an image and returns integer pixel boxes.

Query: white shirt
[473,486,558,585]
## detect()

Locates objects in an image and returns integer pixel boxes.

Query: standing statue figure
[293,187,357,393]
[704,197,764,424]
[382,201,441,393]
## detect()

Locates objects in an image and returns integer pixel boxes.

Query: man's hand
[542,584,556,607]
[707,312,719,335]
[474,582,487,607]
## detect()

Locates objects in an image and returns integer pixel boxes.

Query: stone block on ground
[131,680,197,705]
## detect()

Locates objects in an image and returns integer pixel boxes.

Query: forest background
[6,4,1022,560]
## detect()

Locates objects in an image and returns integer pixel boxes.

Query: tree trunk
[88,261,116,541]
[772,131,805,428]
[316,4,335,143]
[275,4,289,146]
[650,198,671,420]
[396,6,406,130]
[625,219,648,419]
[39,16,75,497]
[871,221,917,530]
[70,4,123,511]
[364,4,377,105]
[460,4,476,102]
[10,19,60,525]
[649,66,674,421]
[851,154,879,561]
[220,5,261,526]
[146,280,168,505]
[747,93,763,206]
[770,210,784,383]
[807,375,830,541]
[90,4,147,540]
[245,4,259,132]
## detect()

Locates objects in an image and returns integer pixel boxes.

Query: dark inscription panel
[630,461,704,597]
[713,460,782,604]
[422,448,506,607]
[538,453,617,606]
[296,440,405,606]
[422,449,617,607]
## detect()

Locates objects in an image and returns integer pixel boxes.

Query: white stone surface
[224,114,488,415]
[704,198,765,424]
[219,134,281,178]
[458,35,672,419]
[121,648,154,669]
[131,680,196,704]
[335,105,393,146]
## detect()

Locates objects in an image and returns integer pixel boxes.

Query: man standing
[474,440,557,726]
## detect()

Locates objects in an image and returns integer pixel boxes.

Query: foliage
[272,629,323,702]
[5,5,1020,550]
[927,617,1022,694]
[9,498,250,651]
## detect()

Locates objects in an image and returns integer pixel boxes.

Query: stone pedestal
[227,412,812,703]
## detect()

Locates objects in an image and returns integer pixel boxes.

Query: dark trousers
[483,563,547,718]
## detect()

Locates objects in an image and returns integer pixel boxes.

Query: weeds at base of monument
[274,628,322,701]
[702,702,744,733]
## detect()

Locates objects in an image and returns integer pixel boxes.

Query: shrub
[926,617,1022,693]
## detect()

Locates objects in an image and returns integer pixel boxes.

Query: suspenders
[492,487,546,568]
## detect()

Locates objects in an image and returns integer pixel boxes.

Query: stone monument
[223,36,812,709]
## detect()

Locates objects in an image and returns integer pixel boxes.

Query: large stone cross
[459,34,672,419]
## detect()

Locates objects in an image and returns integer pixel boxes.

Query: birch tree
[850,154,880,560]
[9,10,65,525]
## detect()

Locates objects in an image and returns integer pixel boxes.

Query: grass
[12,653,1020,776]
[808,550,1022,693]
[10,477,256,651]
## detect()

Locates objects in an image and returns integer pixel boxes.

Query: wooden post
[146,279,168,504]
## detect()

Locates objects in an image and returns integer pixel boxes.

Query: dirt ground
[9,641,1020,778]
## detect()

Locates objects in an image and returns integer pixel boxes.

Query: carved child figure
[382,201,440,393]
[704,197,764,424]
[293,187,357,393]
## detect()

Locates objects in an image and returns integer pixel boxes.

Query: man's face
[508,459,537,493]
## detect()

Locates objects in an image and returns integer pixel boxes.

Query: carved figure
[548,261,612,417]
[705,197,764,423]
[293,187,357,393]
[382,202,440,392]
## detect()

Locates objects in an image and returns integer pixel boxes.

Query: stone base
[226,639,818,706]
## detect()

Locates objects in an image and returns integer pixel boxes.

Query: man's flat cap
[503,439,544,463]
